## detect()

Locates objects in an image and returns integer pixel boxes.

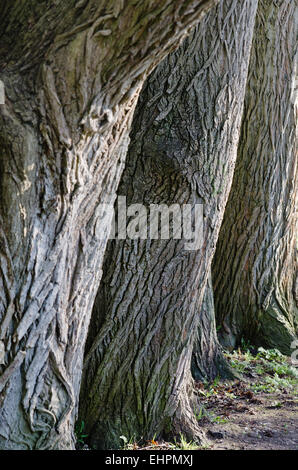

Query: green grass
[176,434,201,450]
[210,415,229,424]
[118,433,209,451]
[120,435,140,450]
[225,346,298,396]
[75,420,88,447]
[194,406,205,421]
[250,373,298,395]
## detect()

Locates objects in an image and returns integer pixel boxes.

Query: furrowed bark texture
[191,274,235,381]
[0,0,219,450]
[80,0,258,449]
[212,0,298,354]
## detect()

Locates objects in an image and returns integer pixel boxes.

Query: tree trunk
[212,0,298,355]
[0,0,219,450]
[191,274,235,382]
[80,0,258,450]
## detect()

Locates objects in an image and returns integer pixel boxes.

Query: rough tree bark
[0,0,219,450]
[212,0,298,355]
[80,0,258,449]
[191,274,235,382]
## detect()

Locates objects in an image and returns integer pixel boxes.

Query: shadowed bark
[80,0,258,449]
[0,0,219,450]
[212,0,298,354]
[191,274,236,382]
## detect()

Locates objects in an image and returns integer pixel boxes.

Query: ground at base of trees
[196,348,298,450]
[76,347,297,451]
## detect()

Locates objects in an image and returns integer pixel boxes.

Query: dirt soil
[197,380,298,450]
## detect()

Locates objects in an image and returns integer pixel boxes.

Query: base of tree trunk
[191,276,237,382]
[216,300,297,357]
[165,382,208,447]
[249,303,297,356]
[85,373,208,450]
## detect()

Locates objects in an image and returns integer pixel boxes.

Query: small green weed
[212,415,229,424]
[176,434,200,450]
[75,420,88,447]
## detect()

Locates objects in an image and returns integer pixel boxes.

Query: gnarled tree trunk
[80,0,258,449]
[0,0,219,450]
[212,0,298,354]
